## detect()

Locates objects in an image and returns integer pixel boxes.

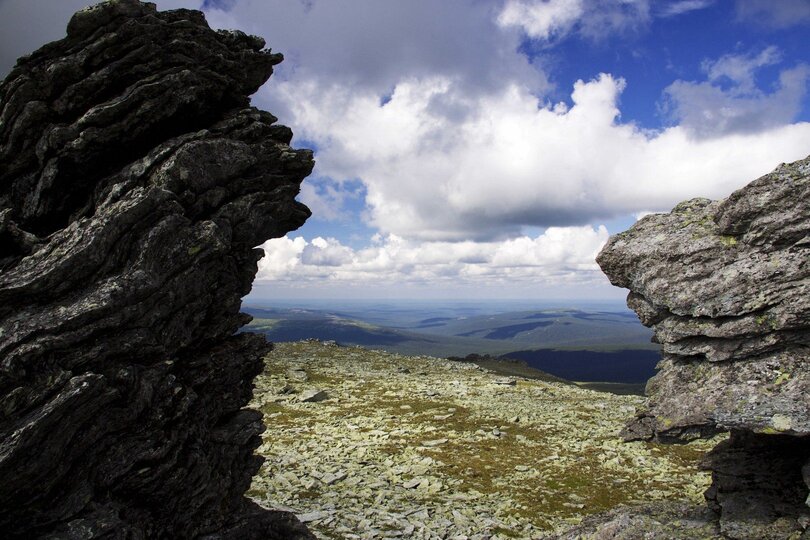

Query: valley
[243,302,660,389]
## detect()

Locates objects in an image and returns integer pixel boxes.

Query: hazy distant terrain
[243,301,659,386]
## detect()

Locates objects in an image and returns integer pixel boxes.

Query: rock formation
[0,1,315,538]
[594,156,810,539]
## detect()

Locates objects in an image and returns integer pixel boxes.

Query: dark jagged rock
[594,156,810,538]
[0,1,315,538]
[702,431,810,540]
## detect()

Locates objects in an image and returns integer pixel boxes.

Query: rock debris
[249,341,720,539]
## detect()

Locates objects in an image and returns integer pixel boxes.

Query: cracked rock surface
[596,156,810,539]
[0,1,313,538]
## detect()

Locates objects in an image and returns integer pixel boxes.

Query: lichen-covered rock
[598,158,809,441]
[0,1,314,538]
[597,155,810,537]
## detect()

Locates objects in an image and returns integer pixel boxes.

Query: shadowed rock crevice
[702,431,810,540]
[0,1,314,538]
[592,155,810,539]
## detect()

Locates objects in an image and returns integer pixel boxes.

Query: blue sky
[1,0,809,301]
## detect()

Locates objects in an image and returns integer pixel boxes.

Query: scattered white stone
[299,389,329,403]
[298,510,330,523]
[321,471,348,485]
[277,384,295,395]
[287,368,308,382]
[421,438,448,447]
[302,478,316,490]
[402,478,422,489]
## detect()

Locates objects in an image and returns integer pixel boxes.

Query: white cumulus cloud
[497,0,651,42]
[703,46,782,91]
[269,71,810,240]
[664,47,810,137]
[257,226,610,288]
[497,0,585,41]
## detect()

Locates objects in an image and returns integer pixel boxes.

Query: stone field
[249,340,723,539]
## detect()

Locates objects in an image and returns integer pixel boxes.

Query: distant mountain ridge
[242,305,660,387]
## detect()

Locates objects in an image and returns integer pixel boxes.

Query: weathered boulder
[596,155,810,538]
[0,1,314,538]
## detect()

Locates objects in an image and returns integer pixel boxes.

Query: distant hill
[446,353,572,385]
[247,314,439,348]
[243,306,655,353]
[501,349,659,384]
[242,304,660,389]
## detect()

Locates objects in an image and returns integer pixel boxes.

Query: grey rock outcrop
[0,1,314,538]
[596,156,810,538]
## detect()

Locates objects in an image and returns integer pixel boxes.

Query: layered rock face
[0,1,314,538]
[597,156,810,538]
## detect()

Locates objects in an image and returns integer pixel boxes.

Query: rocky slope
[249,340,721,539]
[596,156,810,539]
[0,1,314,537]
